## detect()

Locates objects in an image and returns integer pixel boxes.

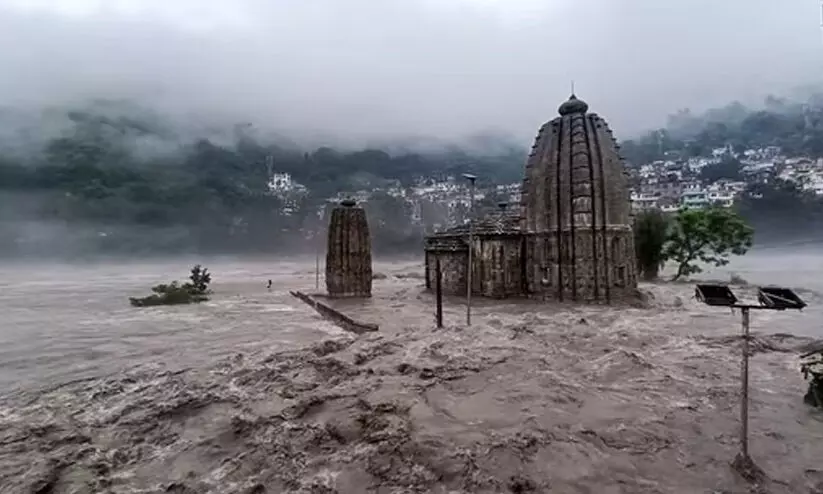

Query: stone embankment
[289,290,378,335]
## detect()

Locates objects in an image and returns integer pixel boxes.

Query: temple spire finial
[571,80,575,96]
[558,91,588,116]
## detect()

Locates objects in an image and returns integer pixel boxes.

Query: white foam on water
[0,256,822,492]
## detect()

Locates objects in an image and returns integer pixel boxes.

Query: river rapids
[1,253,823,493]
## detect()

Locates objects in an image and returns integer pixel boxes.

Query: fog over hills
[1,0,822,145]
[2,1,823,259]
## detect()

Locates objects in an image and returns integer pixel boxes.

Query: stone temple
[326,199,373,298]
[424,94,637,303]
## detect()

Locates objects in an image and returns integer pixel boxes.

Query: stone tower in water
[520,94,637,302]
[325,199,373,298]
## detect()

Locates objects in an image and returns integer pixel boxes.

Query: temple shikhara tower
[424,94,637,303]
[325,199,373,298]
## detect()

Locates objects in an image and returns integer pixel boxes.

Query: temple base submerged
[424,227,637,303]
[423,94,638,305]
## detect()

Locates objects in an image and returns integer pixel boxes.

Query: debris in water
[801,348,823,409]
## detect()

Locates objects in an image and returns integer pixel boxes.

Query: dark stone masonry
[325,199,373,298]
[424,94,638,303]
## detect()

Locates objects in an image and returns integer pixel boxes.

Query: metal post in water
[740,307,751,460]
[315,244,320,290]
[315,204,326,291]
[466,200,473,326]
[693,283,807,481]
[435,256,443,328]
[463,173,477,327]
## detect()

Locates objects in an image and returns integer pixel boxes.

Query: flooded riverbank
[1,253,822,493]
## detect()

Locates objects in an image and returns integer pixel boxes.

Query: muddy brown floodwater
[1,252,823,493]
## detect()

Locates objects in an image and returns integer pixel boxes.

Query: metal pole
[315,240,320,291]
[316,205,325,291]
[740,307,751,460]
[435,256,443,328]
[466,178,475,326]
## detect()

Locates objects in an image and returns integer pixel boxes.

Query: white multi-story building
[806,174,823,196]
[712,145,733,158]
[686,157,719,173]
[741,162,775,175]
[630,191,660,211]
[268,172,294,193]
[681,184,710,209]
[707,189,735,208]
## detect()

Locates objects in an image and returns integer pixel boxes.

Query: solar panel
[757,287,806,310]
[695,284,738,307]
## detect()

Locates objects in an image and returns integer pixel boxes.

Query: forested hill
[619,91,823,245]
[619,92,823,166]
[3,92,823,259]
[0,99,526,258]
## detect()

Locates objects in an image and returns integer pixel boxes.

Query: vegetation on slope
[620,94,823,165]
[621,93,823,241]
[0,100,524,256]
[2,92,823,257]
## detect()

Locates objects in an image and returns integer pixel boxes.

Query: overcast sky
[0,0,821,145]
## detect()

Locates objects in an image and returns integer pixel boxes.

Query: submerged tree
[633,209,669,281]
[129,264,212,307]
[663,207,754,281]
[188,264,211,293]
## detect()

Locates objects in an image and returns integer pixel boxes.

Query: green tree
[633,209,669,281]
[663,207,754,281]
[129,264,212,307]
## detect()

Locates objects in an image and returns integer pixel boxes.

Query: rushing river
[1,250,821,395]
[0,250,822,493]
[0,257,358,395]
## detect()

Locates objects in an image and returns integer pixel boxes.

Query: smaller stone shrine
[425,202,525,299]
[325,199,373,298]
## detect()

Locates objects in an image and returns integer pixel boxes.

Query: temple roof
[425,235,467,252]
[426,206,522,245]
[558,94,589,116]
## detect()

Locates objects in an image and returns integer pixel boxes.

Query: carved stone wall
[424,234,525,299]
[519,95,637,303]
[524,227,636,302]
[424,248,467,297]
[422,94,638,305]
[469,235,525,298]
[325,200,372,298]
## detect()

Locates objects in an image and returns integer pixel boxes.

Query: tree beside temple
[633,209,670,281]
[663,208,754,281]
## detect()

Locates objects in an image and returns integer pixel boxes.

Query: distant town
[264,143,823,232]
[627,145,823,212]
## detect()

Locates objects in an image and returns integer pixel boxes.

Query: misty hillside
[3,91,823,258]
[0,99,526,258]
[620,93,823,165]
[621,92,823,245]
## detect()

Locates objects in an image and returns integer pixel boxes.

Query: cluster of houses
[264,144,823,229]
[628,146,823,212]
